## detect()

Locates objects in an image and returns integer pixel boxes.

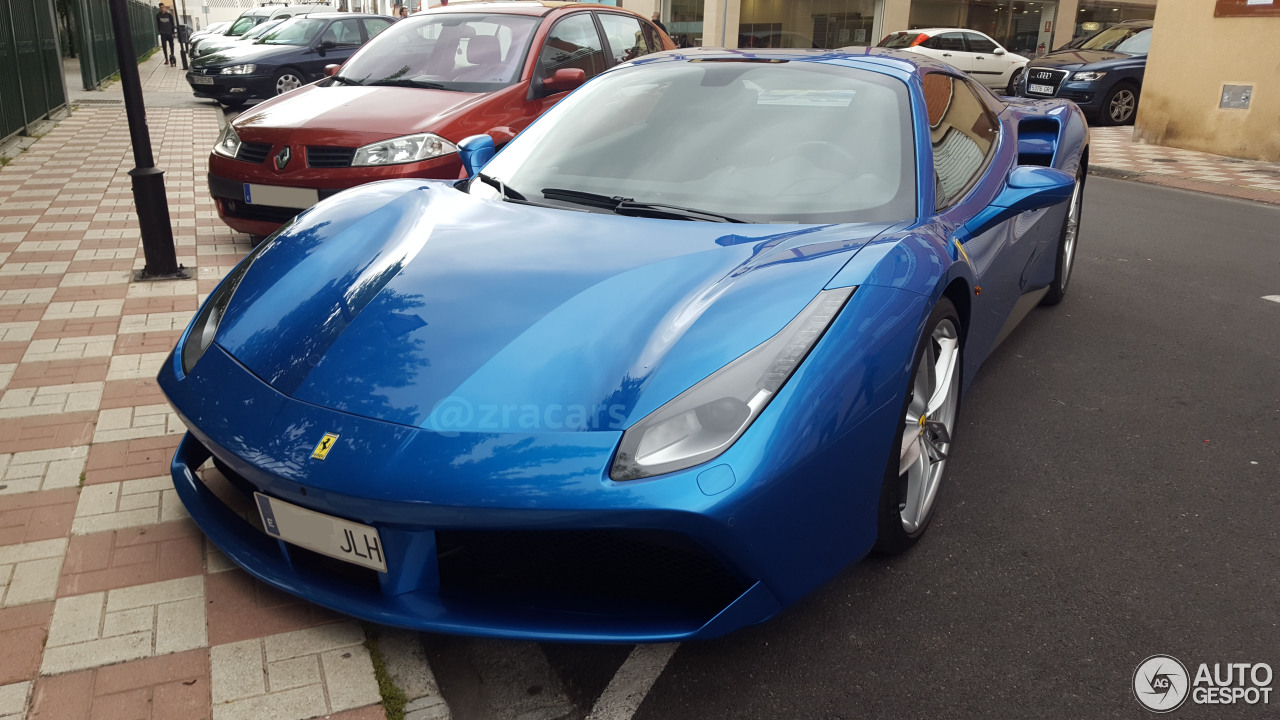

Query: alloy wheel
[1061,174,1083,288]
[898,319,961,534]
[1109,89,1136,123]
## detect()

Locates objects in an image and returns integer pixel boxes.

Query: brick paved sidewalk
[1090,126,1280,205]
[0,52,448,720]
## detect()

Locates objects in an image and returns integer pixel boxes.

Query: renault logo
[274,145,291,171]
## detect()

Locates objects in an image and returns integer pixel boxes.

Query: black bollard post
[106,0,186,278]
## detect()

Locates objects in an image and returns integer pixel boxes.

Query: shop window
[737,0,877,49]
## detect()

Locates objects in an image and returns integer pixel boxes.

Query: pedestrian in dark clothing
[651,11,667,34]
[156,3,176,66]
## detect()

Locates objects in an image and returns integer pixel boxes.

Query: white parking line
[1263,295,1280,304]
[586,643,680,720]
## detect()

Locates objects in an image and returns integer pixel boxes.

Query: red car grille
[306,146,358,168]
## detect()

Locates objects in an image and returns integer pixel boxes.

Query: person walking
[156,3,177,66]
[651,11,667,35]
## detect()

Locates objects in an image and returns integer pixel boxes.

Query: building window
[1073,0,1156,44]
[738,0,880,50]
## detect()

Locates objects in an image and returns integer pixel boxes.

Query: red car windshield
[337,13,540,91]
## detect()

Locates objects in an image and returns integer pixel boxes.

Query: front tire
[1006,67,1023,96]
[874,297,962,555]
[1041,164,1085,306]
[1100,82,1139,125]
[274,68,306,96]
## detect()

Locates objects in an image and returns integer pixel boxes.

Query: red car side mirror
[542,68,586,94]
[324,63,342,77]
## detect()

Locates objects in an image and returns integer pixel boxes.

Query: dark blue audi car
[1015,19,1153,125]
[187,13,395,108]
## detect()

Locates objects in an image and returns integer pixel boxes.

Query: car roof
[888,28,990,36]
[424,1,632,17]
[630,46,953,77]
[293,12,386,19]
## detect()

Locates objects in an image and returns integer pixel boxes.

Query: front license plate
[1028,83,1055,95]
[243,183,319,209]
[191,75,215,85]
[255,492,387,572]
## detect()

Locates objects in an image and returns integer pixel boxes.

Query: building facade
[630,0,1156,55]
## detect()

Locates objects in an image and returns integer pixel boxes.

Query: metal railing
[72,0,158,90]
[0,0,68,142]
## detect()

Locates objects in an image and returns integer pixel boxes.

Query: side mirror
[542,67,586,95]
[324,63,341,77]
[457,134,496,178]
[957,166,1074,242]
[316,40,335,52]
[993,47,1006,55]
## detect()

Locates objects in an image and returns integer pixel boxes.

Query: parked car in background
[1014,19,1153,125]
[875,28,1028,94]
[190,4,320,54]
[188,21,229,47]
[187,13,394,109]
[193,16,289,59]
[205,1,674,238]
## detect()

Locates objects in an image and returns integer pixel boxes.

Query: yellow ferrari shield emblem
[311,433,339,460]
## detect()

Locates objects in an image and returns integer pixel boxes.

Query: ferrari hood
[214,180,890,430]
[233,85,494,136]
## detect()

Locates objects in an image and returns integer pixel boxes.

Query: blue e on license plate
[255,492,387,572]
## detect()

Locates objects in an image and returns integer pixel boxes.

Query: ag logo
[274,145,291,171]
[1134,655,1190,713]
[311,432,339,460]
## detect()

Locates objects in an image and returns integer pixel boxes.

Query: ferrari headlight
[220,64,257,75]
[611,287,853,481]
[1072,70,1107,81]
[180,235,277,374]
[351,133,457,166]
[213,123,242,158]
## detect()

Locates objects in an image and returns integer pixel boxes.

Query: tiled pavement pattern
[1090,126,1280,205]
[1,54,449,720]
[4,52,1277,720]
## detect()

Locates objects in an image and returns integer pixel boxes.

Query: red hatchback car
[208,1,674,237]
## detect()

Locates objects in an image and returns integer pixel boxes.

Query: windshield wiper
[329,75,363,86]
[473,173,526,201]
[541,188,746,223]
[367,78,448,90]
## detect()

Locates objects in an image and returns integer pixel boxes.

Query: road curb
[1089,165,1280,206]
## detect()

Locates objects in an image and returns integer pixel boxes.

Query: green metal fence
[72,0,158,91]
[0,0,68,142]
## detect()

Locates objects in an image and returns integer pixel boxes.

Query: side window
[965,33,998,53]
[320,19,363,47]
[363,18,393,40]
[921,73,1000,210]
[925,32,966,52]
[538,13,607,82]
[597,13,655,64]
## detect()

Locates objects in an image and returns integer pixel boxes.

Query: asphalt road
[424,177,1280,720]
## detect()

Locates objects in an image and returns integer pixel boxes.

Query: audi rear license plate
[191,75,214,85]
[1029,83,1055,94]
[255,493,387,572]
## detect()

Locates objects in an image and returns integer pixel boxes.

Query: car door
[306,18,365,80]
[920,32,972,74]
[526,11,608,115]
[922,72,1037,357]
[962,32,1009,89]
[594,11,662,66]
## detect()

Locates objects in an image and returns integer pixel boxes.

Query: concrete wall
[1135,0,1280,162]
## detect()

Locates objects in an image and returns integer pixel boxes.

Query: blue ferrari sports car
[160,47,1088,642]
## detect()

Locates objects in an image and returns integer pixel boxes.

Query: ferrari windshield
[473,60,916,224]
[1079,24,1152,54]
[337,13,539,90]
[259,17,326,46]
